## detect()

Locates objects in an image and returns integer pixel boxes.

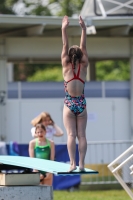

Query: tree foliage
[27,66,63,82]
[0,0,17,14]
[4,0,84,16]
[14,60,130,82]
[23,0,52,16]
[96,60,130,81]
[49,0,84,16]
[14,63,63,81]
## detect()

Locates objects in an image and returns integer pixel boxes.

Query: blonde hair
[31,112,54,126]
[44,112,54,125]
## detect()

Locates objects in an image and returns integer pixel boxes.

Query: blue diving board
[0,156,98,175]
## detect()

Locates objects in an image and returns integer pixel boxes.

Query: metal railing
[95,0,133,17]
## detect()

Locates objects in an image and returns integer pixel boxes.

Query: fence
[7,81,130,99]
[78,140,133,186]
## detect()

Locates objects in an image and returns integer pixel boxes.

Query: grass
[53,190,131,200]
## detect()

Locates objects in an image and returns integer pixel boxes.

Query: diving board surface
[0,156,98,175]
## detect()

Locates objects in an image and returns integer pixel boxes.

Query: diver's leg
[63,105,77,171]
[77,108,87,170]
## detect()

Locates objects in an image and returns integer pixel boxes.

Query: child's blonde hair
[31,112,54,126]
[43,112,54,125]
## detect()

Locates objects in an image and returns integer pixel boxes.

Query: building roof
[0,11,133,38]
[0,1,133,63]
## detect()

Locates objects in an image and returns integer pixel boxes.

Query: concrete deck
[0,185,53,200]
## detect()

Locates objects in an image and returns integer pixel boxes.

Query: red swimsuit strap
[66,63,85,84]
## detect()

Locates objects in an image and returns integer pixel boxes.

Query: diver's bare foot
[79,168,85,172]
[79,162,85,171]
[68,165,77,172]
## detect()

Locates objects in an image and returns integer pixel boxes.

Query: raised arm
[61,15,70,65]
[53,124,64,137]
[79,16,88,56]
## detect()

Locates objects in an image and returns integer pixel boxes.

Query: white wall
[86,98,131,141]
[85,98,131,164]
[6,98,130,144]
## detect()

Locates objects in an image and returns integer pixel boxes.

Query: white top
[45,125,56,140]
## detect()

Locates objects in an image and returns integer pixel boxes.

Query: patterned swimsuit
[64,63,86,115]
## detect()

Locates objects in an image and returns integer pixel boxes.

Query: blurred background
[0,0,133,193]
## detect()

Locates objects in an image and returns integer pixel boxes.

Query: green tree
[96,60,130,81]
[49,0,84,16]
[6,0,84,16]
[14,63,63,81]
[22,0,84,16]
[23,0,52,16]
[27,66,63,82]
[0,0,18,14]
